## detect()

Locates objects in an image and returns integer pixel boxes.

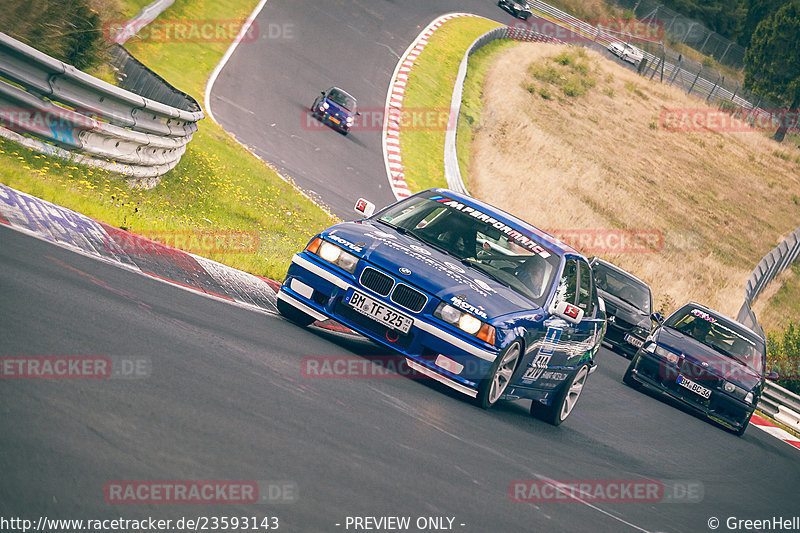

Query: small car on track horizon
[590,257,653,359]
[310,86,359,134]
[623,302,769,435]
[607,41,644,65]
[278,189,607,426]
[498,0,533,20]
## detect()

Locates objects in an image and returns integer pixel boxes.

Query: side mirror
[320,90,325,95]
[356,111,362,116]
[651,312,664,325]
[550,300,584,325]
[766,371,780,381]
[354,198,375,218]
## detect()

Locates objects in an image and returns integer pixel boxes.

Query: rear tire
[476,340,522,409]
[277,297,316,327]
[531,364,590,426]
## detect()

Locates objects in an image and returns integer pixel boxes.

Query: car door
[516,257,580,389]
[516,257,601,389]
[574,257,604,363]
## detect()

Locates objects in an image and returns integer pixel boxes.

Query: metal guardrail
[737,228,800,337]
[522,0,793,130]
[444,25,561,194]
[0,31,203,180]
[760,381,800,433]
[110,0,176,45]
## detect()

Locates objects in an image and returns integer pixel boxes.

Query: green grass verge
[399,17,501,192]
[0,0,334,280]
[120,0,156,19]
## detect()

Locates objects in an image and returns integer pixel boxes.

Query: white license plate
[624,334,644,348]
[676,375,711,399]
[346,290,413,334]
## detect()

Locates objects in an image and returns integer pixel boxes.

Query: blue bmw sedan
[278,189,606,425]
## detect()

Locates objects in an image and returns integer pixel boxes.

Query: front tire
[622,353,641,388]
[277,297,316,327]
[476,340,522,409]
[531,363,590,426]
[733,411,753,437]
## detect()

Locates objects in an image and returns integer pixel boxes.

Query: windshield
[327,88,356,111]
[593,261,651,313]
[664,306,765,373]
[375,193,561,308]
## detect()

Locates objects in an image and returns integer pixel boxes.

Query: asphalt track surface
[3,224,800,532]
[208,0,513,217]
[3,1,800,532]
[209,0,628,218]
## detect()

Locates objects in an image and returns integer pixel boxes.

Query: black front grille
[360,267,393,296]
[391,284,427,313]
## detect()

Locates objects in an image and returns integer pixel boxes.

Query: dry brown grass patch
[468,43,800,325]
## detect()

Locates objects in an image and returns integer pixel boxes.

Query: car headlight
[459,313,482,335]
[346,116,354,125]
[321,101,329,110]
[646,342,679,364]
[306,237,358,274]
[434,302,495,344]
[722,380,753,402]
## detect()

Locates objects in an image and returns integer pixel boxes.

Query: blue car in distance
[623,303,769,436]
[311,86,359,134]
[278,189,607,425]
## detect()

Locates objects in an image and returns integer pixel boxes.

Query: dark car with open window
[589,257,653,358]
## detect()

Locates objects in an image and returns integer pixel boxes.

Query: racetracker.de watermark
[303,107,456,132]
[0,107,98,133]
[509,479,704,504]
[1,356,151,379]
[660,108,800,133]
[507,18,664,42]
[104,480,297,504]
[544,229,664,254]
[302,355,485,380]
[104,230,260,256]
[104,19,295,44]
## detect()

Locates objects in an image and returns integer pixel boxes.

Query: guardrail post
[688,65,703,95]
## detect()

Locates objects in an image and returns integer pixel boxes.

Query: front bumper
[602,323,644,358]
[314,109,350,132]
[627,350,754,431]
[280,253,500,394]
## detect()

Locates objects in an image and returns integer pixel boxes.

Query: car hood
[656,327,762,390]
[600,292,650,329]
[323,97,354,119]
[323,221,542,321]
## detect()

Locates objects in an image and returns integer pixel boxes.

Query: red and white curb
[382,13,480,201]
[0,183,280,315]
[751,413,800,450]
